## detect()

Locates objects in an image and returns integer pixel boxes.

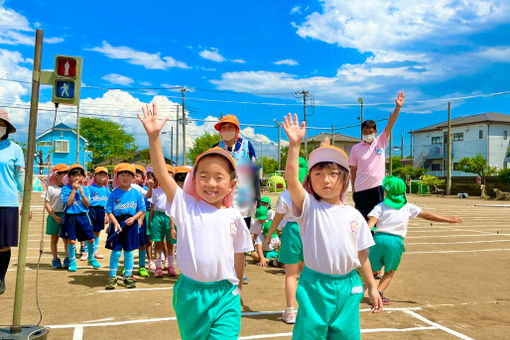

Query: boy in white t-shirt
[251,221,279,266]
[367,176,463,305]
[139,104,253,340]
[282,113,382,340]
[250,205,269,239]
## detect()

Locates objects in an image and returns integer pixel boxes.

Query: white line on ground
[97,287,173,293]
[361,326,437,333]
[406,233,510,239]
[406,248,510,255]
[406,240,510,245]
[72,326,83,340]
[404,310,474,340]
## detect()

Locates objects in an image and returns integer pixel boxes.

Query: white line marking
[406,234,510,239]
[361,326,437,333]
[406,248,510,255]
[238,332,292,339]
[404,310,474,339]
[406,240,510,245]
[97,287,173,293]
[72,326,83,340]
[82,317,116,323]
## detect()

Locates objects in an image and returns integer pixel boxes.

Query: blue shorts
[61,212,95,242]
[138,216,147,247]
[0,207,19,248]
[106,215,140,252]
[88,206,106,233]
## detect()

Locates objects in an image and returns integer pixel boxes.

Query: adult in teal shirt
[0,109,26,295]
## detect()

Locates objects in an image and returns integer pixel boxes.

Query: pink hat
[0,109,16,133]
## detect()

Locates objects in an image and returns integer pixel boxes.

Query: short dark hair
[69,168,85,177]
[174,172,188,183]
[361,120,377,131]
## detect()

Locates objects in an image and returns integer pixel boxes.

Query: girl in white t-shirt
[139,104,253,340]
[367,176,463,305]
[282,113,383,340]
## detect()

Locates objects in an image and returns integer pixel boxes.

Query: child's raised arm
[138,104,178,203]
[282,113,306,215]
[418,211,463,224]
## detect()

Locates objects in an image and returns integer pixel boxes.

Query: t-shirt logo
[385,184,391,191]
[376,149,383,155]
[350,220,359,233]
[116,198,120,203]
[230,223,237,237]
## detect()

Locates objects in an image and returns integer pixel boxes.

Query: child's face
[134,172,144,185]
[260,202,269,209]
[94,172,108,185]
[118,172,134,187]
[310,164,345,203]
[69,172,83,183]
[257,218,266,224]
[55,171,67,185]
[194,156,235,208]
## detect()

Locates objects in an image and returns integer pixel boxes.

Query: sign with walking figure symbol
[56,80,75,99]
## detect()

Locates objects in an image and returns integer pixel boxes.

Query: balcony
[423,144,446,160]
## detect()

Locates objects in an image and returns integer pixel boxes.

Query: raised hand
[395,91,405,109]
[138,103,169,137]
[282,113,306,145]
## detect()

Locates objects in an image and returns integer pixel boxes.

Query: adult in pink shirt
[349,91,405,221]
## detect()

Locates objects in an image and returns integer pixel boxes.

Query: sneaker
[88,259,101,269]
[374,271,383,280]
[243,276,248,285]
[379,291,391,305]
[63,258,70,269]
[282,309,297,324]
[105,277,117,290]
[167,266,177,277]
[94,252,104,259]
[149,261,156,271]
[51,257,62,269]
[80,246,86,255]
[139,267,149,277]
[124,277,136,288]
[0,280,5,295]
[79,252,88,261]
[68,259,77,272]
[155,267,163,278]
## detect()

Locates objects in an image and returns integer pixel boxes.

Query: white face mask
[0,126,7,138]
[362,134,375,143]
[221,131,236,141]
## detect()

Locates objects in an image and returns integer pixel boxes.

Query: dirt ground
[1,191,509,339]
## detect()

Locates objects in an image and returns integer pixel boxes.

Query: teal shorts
[278,222,303,264]
[149,211,170,242]
[369,232,405,272]
[173,274,241,340]
[293,266,364,340]
[45,212,64,236]
[263,249,279,259]
[145,214,151,236]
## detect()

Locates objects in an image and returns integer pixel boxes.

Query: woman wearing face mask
[349,92,405,223]
[0,109,27,295]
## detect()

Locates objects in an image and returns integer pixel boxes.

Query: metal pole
[331,124,335,145]
[410,130,413,159]
[76,103,80,165]
[181,87,187,165]
[276,121,281,170]
[447,102,452,195]
[358,97,364,139]
[175,105,179,165]
[11,29,43,333]
[170,126,174,165]
[389,117,393,176]
[298,90,309,157]
[401,129,404,160]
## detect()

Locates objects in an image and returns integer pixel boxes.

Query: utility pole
[389,117,393,175]
[358,97,364,139]
[296,90,310,157]
[401,129,404,160]
[331,124,335,145]
[76,103,80,165]
[274,119,281,170]
[447,101,452,195]
[170,126,174,164]
[410,130,413,159]
[175,105,179,165]
[181,87,187,165]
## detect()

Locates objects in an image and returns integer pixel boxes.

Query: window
[453,132,464,141]
[431,136,441,144]
[479,130,483,139]
[504,131,508,140]
[54,140,69,153]
[431,163,441,171]
[38,141,52,147]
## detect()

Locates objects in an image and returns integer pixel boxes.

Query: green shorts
[263,249,279,259]
[45,212,64,236]
[173,274,241,340]
[278,222,303,264]
[145,214,151,236]
[369,232,405,272]
[149,211,170,242]
[293,267,364,340]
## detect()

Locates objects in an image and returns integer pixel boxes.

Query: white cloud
[88,41,189,70]
[231,59,246,64]
[199,48,226,62]
[476,46,510,62]
[139,81,152,86]
[290,6,302,15]
[101,73,134,86]
[274,59,299,66]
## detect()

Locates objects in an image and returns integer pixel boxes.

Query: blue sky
[1,0,510,162]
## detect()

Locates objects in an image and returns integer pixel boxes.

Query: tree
[138,148,151,166]
[418,175,445,187]
[257,156,278,176]
[79,117,137,165]
[393,166,427,180]
[498,168,510,185]
[457,154,497,184]
[187,131,220,165]
[280,144,314,170]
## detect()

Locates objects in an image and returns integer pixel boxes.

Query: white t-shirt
[276,190,297,223]
[293,192,375,275]
[131,183,148,196]
[250,219,264,234]
[42,185,65,213]
[368,202,422,238]
[151,187,168,212]
[168,187,254,285]
[254,233,279,250]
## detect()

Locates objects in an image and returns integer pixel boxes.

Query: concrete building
[306,132,360,155]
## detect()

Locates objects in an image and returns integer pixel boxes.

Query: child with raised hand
[88,166,110,260]
[105,163,146,289]
[282,113,382,340]
[139,104,253,340]
[43,163,69,269]
[60,164,101,272]
[367,176,463,305]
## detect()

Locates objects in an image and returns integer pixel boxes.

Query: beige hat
[307,145,349,171]
[0,109,16,133]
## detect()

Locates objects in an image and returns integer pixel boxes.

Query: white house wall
[488,124,510,169]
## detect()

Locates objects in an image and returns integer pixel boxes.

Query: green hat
[261,196,272,208]
[298,157,309,183]
[382,176,407,210]
[255,205,268,220]
[262,220,277,238]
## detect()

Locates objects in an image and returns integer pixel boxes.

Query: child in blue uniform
[88,166,110,260]
[133,164,152,277]
[60,164,101,272]
[282,113,382,340]
[105,163,146,289]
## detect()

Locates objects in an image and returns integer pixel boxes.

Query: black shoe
[0,279,5,295]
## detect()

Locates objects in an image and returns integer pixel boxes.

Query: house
[35,123,93,174]
[411,112,510,176]
[95,149,172,167]
[306,132,360,155]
